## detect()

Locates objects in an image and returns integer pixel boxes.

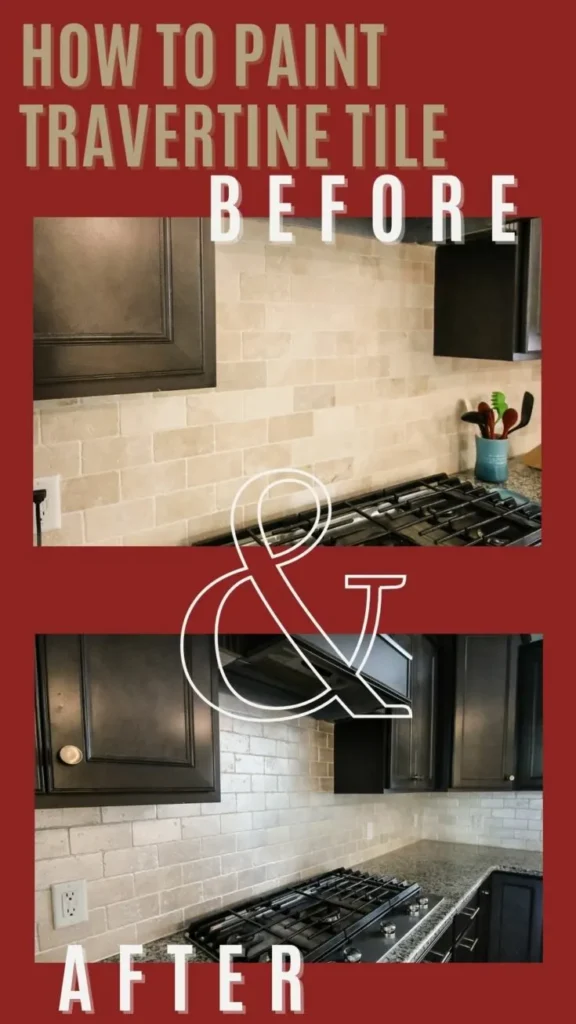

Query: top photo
[32,217,541,548]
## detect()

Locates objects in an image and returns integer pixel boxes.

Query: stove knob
[342,947,362,963]
[408,903,420,915]
[418,897,429,908]
[381,923,397,937]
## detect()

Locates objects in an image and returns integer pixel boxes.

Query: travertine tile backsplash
[35,713,543,962]
[33,220,542,545]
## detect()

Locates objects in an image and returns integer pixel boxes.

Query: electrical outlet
[366,822,374,841]
[33,475,61,533]
[51,880,88,929]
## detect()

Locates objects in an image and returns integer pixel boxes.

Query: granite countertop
[102,840,542,964]
[460,456,541,504]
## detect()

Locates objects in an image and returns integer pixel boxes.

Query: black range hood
[218,633,413,721]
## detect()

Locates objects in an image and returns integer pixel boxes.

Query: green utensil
[491,391,508,424]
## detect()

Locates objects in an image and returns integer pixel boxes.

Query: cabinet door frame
[516,639,543,790]
[388,635,437,791]
[33,218,216,399]
[452,635,519,790]
[35,635,220,807]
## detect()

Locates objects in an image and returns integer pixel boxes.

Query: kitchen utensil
[461,411,489,438]
[508,391,535,435]
[477,401,496,438]
[491,391,508,424]
[475,436,509,483]
[500,408,519,439]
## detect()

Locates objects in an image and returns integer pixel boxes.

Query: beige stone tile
[187,509,238,542]
[33,413,40,445]
[134,865,182,896]
[120,396,187,436]
[266,358,315,386]
[217,362,267,390]
[156,485,215,525]
[187,451,243,487]
[157,838,203,866]
[61,472,119,513]
[70,823,133,855]
[181,857,222,884]
[217,329,243,361]
[41,512,84,546]
[242,387,293,419]
[40,405,118,444]
[240,274,290,301]
[107,894,160,930]
[36,829,70,860]
[135,910,185,945]
[84,499,154,543]
[186,391,244,425]
[34,442,81,479]
[154,425,214,461]
[87,874,135,908]
[294,384,336,411]
[37,907,107,952]
[132,819,181,846]
[268,413,314,442]
[104,846,159,878]
[215,419,267,451]
[242,331,291,360]
[82,435,152,474]
[101,805,157,823]
[217,302,265,331]
[121,460,186,500]
[35,853,104,890]
[160,882,203,914]
[123,522,188,546]
[243,443,292,475]
[36,808,101,830]
[314,358,356,383]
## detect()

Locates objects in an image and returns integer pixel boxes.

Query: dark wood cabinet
[35,635,220,807]
[35,642,46,796]
[452,635,520,790]
[33,218,215,399]
[487,872,543,962]
[433,218,541,361]
[389,636,436,790]
[333,636,436,793]
[517,640,543,790]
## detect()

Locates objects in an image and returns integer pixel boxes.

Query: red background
[3,0,567,1016]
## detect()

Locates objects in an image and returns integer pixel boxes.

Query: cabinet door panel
[488,873,543,962]
[34,218,215,398]
[389,636,436,789]
[517,640,543,789]
[40,635,218,801]
[452,636,519,789]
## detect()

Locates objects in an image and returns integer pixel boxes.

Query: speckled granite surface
[102,840,542,964]
[460,456,541,504]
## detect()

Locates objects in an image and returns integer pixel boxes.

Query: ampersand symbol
[180,469,411,722]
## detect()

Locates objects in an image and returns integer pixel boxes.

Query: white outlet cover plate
[51,880,89,929]
[33,475,62,533]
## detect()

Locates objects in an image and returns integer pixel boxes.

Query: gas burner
[196,473,541,548]
[186,867,442,964]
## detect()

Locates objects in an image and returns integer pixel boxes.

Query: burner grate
[186,869,420,963]
[194,474,541,548]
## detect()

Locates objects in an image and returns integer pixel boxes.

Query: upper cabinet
[433,218,542,361]
[35,634,220,807]
[33,218,216,399]
[333,636,437,793]
[452,635,520,790]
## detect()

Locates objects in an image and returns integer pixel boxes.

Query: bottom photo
[35,633,543,964]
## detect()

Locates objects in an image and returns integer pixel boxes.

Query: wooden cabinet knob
[58,745,83,765]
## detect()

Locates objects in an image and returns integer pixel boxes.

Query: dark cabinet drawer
[453,890,480,944]
[420,924,453,963]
